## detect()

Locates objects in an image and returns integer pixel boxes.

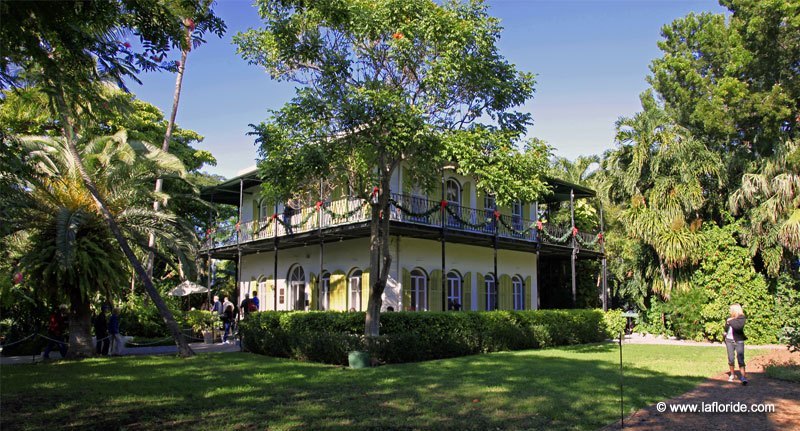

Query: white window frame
[348,269,362,311]
[410,269,428,311]
[512,275,524,311]
[320,271,330,311]
[485,273,497,311]
[446,271,462,311]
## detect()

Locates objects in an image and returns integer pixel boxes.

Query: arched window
[512,275,525,311]
[410,268,428,311]
[485,273,497,311]
[483,194,496,232]
[446,178,462,227]
[319,271,330,311]
[288,265,305,311]
[446,178,461,206]
[259,199,270,221]
[348,269,363,311]
[446,270,462,311]
[512,201,523,231]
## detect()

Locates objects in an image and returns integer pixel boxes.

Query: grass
[765,361,800,383]
[0,344,768,431]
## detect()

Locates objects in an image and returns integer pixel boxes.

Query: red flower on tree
[392,32,404,40]
[572,227,579,236]
[536,220,543,230]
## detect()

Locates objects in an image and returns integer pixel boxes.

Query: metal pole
[273,201,279,311]
[600,201,608,312]
[441,170,446,311]
[319,180,324,310]
[570,188,576,306]
[619,332,624,428]
[236,179,243,333]
[493,203,498,311]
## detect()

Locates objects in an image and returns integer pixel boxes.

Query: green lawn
[0,344,766,430]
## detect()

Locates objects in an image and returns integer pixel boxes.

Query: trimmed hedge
[239,309,611,365]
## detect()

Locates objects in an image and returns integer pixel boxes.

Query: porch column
[273,201,279,311]
[600,201,608,311]
[440,170,446,311]
[493,203,498,310]
[570,188,576,306]
[318,180,324,310]
[237,178,243,322]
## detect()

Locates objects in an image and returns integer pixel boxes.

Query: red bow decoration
[13,272,23,285]
[315,201,323,210]
[440,200,448,209]
[572,227,579,236]
[206,228,212,235]
[536,220,543,230]
[371,186,380,197]
[493,210,501,220]
[235,222,241,231]
[597,232,604,242]
[271,213,278,220]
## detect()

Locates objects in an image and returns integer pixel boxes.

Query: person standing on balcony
[283,202,295,235]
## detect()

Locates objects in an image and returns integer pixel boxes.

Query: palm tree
[5,131,196,357]
[730,139,800,275]
[601,91,722,298]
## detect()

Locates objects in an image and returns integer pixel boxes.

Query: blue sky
[130,0,727,179]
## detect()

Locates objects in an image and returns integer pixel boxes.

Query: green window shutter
[361,270,370,312]
[499,274,512,310]
[429,269,442,312]
[402,268,411,311]
[330,271,346,311]
[253,200,260,221]
[477,273,486,311]
[462,272,472,311]
[309,273,317,310]
[525,276,532,310]
[462,182,471,208]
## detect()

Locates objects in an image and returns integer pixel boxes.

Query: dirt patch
[601,349,800,431]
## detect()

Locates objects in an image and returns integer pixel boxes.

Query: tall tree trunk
[145,29,191,279]
[54,85,194,357]
[364,168,393,337]
[67,288,94,358]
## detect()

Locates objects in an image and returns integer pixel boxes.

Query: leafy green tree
[730,140,800,275]
[648,0,799,271]
[2,0,224,357]
[235,0,549,336]
[601,91,722,298]
[4,132,196,357]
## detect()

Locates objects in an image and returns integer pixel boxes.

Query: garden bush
[239,309,609,365]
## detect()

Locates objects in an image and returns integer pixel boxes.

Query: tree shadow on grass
[1,348,713,431]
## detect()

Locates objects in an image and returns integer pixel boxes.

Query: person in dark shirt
[93,305,110,355]
[43,305,68,359]
[240,294,252,319]
[724,303,748,385]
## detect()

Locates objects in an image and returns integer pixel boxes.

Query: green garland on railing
[497,215,537,236]
[253,216,276,234]
[389,198,441,218]
[538,227,572,245]
[575,232,603,248]
[323,200,370,220]
[275,208,319,229]
[444,205,495,229]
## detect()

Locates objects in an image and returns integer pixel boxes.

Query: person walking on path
[724,303,748,385]
[42,305,68,359]
[251,290,260,311]
[222,304,234,344]
[210,295,223,316]
[109,307,123,356]
[93,305,110,355]
[240,294,252,319]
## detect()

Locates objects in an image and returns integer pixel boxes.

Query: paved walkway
[621,332,785,350]
[0,341,240,366]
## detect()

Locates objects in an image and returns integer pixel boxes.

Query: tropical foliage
[235,0,550,336]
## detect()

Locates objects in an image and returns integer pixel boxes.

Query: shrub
[602,309,627,339]
[239,309,607,365]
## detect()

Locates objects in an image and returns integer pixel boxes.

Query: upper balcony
[202,193,604,257]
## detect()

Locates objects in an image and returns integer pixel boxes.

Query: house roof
[200,169,596,206]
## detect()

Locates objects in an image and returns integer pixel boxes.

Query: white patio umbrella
[169,280,209,297]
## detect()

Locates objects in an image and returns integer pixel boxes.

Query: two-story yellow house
[200,165,605,313]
